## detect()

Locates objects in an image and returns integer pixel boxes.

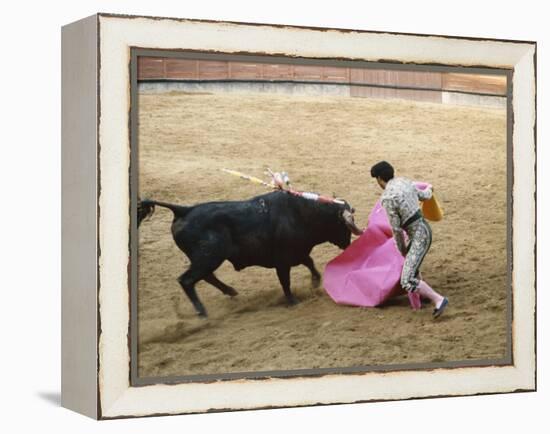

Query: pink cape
[323,183,430,309]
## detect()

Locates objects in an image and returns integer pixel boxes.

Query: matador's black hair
[370,161,395,182]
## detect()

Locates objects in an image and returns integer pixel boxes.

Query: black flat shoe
[433,297,448,319]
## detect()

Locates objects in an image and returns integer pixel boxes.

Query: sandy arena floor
[137,90,508,378]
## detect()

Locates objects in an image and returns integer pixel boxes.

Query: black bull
[138,191,362,317]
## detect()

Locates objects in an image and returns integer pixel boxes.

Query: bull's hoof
[196,308,208,318]
[225,287,239,297]
[311,275,321,289]
[286,297,300,306]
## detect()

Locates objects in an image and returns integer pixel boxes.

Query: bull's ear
[338,209,348,224]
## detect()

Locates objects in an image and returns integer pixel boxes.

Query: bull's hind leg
[302,256,321,288]
[177,240,229,317]
[276,266,299,306]
[177,268,209,317]
[204,273,238,297]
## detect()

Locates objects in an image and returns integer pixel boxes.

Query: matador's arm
[381,197,407,255]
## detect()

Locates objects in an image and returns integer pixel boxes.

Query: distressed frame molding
[61,13,536,419]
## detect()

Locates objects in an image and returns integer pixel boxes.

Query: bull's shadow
[139,190,361,317]
[172,279,322,320]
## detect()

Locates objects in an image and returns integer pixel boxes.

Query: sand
[137,90,508,378]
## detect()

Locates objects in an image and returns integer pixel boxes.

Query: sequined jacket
[380,177,432,254]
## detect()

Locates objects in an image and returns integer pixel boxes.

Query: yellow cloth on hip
[422,194,443,221]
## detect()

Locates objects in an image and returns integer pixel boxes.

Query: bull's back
[171,191,316,268]
[171,195,274,257]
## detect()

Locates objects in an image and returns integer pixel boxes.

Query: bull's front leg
[276,265,299,306]
[302,256,321,288]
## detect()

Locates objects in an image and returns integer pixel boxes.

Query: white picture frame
[61,13,536,419]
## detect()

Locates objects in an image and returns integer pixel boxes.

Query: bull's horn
[342,209,363,235]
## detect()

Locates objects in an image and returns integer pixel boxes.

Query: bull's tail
[138,198,192,226]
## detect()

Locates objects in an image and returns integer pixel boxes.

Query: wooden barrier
[137,57,507,99]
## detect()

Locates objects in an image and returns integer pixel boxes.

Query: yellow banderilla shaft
[221,168,275,189]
